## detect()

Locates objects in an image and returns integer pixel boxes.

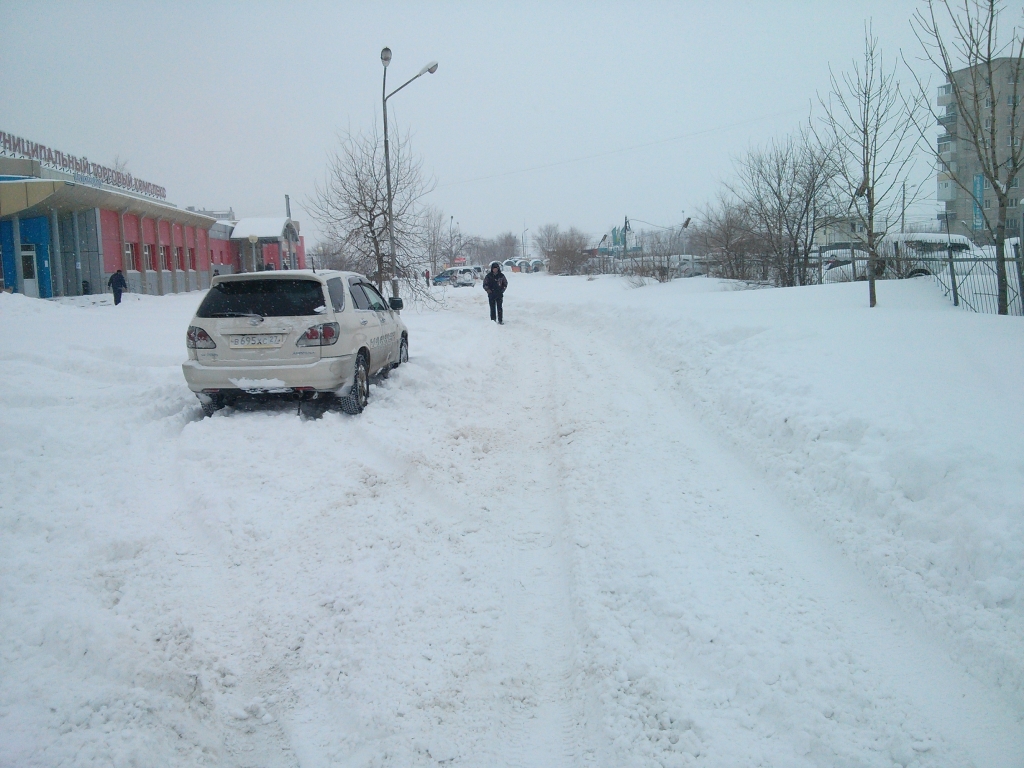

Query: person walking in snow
[107,269,128,305]
[483,261,507,324]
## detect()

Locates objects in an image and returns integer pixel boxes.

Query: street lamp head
[381,47,392,67]
[420,61,439,75]
[248,234,258,245]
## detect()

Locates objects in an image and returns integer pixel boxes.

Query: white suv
[182,270,408,416]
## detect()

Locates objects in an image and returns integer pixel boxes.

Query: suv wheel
[340,353,369,414]
[398,336,409,366]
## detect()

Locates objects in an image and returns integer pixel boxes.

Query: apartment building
[936,57,1023,239]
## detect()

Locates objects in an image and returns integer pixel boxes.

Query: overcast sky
[2,1,948,245]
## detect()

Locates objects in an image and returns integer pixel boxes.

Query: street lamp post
[381,47,438,298]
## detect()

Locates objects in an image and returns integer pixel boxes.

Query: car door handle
[360,319,368,325]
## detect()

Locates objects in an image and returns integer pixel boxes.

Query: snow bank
[514,273,1024,697]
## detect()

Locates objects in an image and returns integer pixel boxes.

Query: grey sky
[2,1,943,245]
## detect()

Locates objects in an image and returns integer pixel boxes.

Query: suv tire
[340,353,369,414]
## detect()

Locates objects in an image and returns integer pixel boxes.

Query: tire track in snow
[490,321,593,768]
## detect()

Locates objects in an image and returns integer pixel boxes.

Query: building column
[12,216,23,293]
[71,211,83,295]
[49,209,65,297]
[185,226,194,290]
[172,223,181,293]
[48,210,62,297]
[118,209,130,294]
[94,208,105,294]
[137,213,149,295]
[155,217,165,295]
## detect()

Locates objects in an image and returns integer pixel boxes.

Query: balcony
[937,175,957,202]
[937,83,954,107]
[937,112,958,129]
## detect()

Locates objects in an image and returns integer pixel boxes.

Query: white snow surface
[1,275,1022,767]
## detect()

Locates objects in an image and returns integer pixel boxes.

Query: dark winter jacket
[107,272,128,291]
[483,269,507,296]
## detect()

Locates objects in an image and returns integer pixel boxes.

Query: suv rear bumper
[182,355,356,394]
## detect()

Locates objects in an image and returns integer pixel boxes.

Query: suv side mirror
[388,297,404,311]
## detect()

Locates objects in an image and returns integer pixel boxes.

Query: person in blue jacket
[482,261,507,324]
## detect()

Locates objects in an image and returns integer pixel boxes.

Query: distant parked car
[433,268,456,286]
[454,267,476,286]
[182,270,408,418]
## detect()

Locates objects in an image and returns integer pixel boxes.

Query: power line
[435,107,807,190]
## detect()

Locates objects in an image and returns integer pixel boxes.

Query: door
[360,282,396,370]
[347,280,380,370]
[21,245,39,298]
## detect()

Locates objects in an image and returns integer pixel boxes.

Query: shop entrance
[21,244,39,298]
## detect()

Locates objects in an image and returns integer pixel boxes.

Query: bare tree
[533,224,561,265]
[695,193,760,280]
[493,232,520,263]
[911,0,1024,314]
[818,24,925,306]
[731,129,835,287]
[307,125,433,294]
[550,228,591,274]
[421,206,448,277]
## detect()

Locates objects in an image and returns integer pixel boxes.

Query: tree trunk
[996,201,1008,315]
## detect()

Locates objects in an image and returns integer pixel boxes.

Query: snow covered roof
[230,217,291,240]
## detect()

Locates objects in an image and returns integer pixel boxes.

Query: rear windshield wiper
[206,311,264,321]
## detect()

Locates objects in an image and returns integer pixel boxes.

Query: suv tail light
[296,322,340,347]
[186,326,216,349]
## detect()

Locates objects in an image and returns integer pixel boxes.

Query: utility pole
[901,181,906,234]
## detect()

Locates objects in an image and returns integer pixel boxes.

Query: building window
[1010,198,1018,208]
[984,178,991,189]
[188,247,196,271]
[160,245,170,270]
[984,198,992,209]
[1008,95,1020,106]
[209,248,215,265]
[143,243,155,271]
[1013,177,1020,189]
[124,242,138,271]
[175,246,184,271]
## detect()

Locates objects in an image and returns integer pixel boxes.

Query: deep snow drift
[0,274,1021,767]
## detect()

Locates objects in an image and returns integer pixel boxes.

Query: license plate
[230,334,284,348]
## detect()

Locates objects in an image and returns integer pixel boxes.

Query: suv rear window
[197,279,326,318]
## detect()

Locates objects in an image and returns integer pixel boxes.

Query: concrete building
[1,129,305,298]
[936,58,1023,239]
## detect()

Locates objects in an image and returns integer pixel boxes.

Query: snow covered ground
[1,273,1022,767]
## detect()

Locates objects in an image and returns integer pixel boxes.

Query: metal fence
[820,241,1024,316]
